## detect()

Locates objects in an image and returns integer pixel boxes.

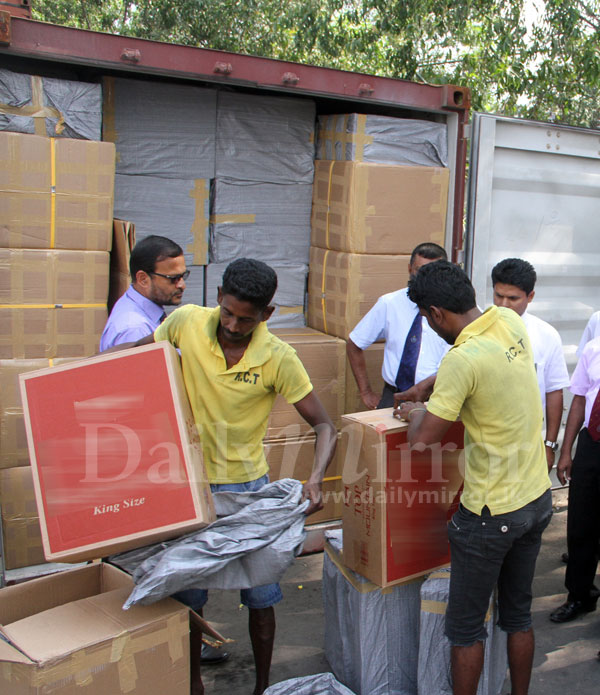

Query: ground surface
[200,488,600,694]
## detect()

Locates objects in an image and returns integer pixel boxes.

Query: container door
[465,113,600,371]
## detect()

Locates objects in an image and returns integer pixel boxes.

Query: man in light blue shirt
[100,235,188,351]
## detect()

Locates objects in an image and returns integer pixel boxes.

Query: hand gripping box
[0,562,191,695]
[18,341,215,562]
[340,408,464,588]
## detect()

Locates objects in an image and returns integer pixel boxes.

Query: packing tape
[278,305,303,315]
[188,179,210,264]
[323,541,394,594]
[165,614,185,664]
[325,161,336,249]
[0,76,65,136]
[421,597,492,623]
[102,77,118,149]
[317,115,374,162]
[70,651,94,687]
[320,249,330,334]
[50,138,56,248]
[210,213,256,224]
[429,570,451,580]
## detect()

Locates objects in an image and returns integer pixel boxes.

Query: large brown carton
[307,247,409,339]
[0,248,109,359]
[340,409,464,588]
[311,160,449,254]
[264,432,344,524]
[0,563,190,694]
[0,466,45,569]
[266,328,346,438]
[0,358,76,469]
[108,219,135,312]
[0,131,115,250]
[19,342,215,563]
[344,342,385,413]
[0,306,108,359]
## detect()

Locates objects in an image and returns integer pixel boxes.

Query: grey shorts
[445,489,552,646]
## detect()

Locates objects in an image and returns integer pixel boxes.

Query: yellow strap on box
[0,303,106,309]
[320,249,329,334]
[50,137,56,248]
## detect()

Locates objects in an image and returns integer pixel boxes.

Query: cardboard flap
[0,633,34,665]
[342,407,406,431]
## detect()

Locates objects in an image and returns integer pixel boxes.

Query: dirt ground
[200,487,600,694]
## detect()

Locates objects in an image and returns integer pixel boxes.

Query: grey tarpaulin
[112,479,308,609]
[264,673,357,695]
[204,261,307,329]
[322,530,421,695]
[418,569,507,695]
[0,68,102,140]
[316,113,448,167]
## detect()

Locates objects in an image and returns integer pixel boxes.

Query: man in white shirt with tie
[100,235,188,351]
[346,242,450,409]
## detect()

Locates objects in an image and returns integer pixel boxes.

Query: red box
[340,408,464,587]
[19,342,215,562]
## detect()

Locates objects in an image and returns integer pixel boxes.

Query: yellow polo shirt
[155,305,313,483]
[427,306,550,515]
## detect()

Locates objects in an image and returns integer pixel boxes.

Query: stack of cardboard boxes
[0,116,115,572]
[308,113,451,414]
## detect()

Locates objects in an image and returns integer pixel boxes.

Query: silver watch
[544,440,559,452]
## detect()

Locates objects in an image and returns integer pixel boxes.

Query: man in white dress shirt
[577,311,600,357]
[346,242,450,409]
[492,258,570,470]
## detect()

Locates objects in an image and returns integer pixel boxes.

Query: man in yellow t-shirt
[130,258,337,695]
[395,261,551,695]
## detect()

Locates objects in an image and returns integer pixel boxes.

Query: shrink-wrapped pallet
[418,569,507,695]
[322,530,421,695]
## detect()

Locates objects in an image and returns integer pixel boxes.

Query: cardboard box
[340,409,464,587]
[264,433,345,524]
[0,358,77,469]
[0,306,108,359]
[344,342,385,413]
[0,562,190,694]
[307,246,410,339]
[108,219,135,313]
[266,328,346,438]
[0,131,115,250]
[311,160,449,254]
[19,342,215,562]
[0,466,46,569]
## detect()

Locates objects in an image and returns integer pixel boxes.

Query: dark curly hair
[491,258,536,295]
[222,258,277,309]
[408,260,476,314]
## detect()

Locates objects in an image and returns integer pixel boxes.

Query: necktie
[587,389,600,441]
[395,312,423,391]
[159,311,167,324]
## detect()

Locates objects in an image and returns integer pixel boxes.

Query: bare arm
[394,401,453,447]
[346,338,379,410]
[557,394,585,485]
[293,391,337,515]
[544,388,563,471]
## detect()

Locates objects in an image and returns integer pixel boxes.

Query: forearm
[346,339,372,395]
[307,421,337,483]
[561,395,585,455]
[544,389,563,442]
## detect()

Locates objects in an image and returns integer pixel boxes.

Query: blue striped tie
[395,313,423,391]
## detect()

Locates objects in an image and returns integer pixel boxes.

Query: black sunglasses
[149,270,191,283]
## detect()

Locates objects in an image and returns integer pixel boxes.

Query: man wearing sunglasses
[100,235,189,351]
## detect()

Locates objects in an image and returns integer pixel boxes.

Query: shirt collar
[126,285,165,325]
[204,306,273,370]
[454,305,499,346]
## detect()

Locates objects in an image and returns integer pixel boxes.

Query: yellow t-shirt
[155,305,313,483]
[427,306,550,515]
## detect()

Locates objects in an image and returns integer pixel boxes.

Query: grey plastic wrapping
[204,261,307,329]
[418,569,507,695]
[112,479,308,609]
[216,91,316,184]
[0,68,102,140]
[113,174,210,266]
[316,114,448,167]
[210,178,312,264]
[106,77,216,179]
[322,530,421,695]
[264,673,357,695]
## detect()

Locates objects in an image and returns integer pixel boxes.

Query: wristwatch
[544,440,559,452]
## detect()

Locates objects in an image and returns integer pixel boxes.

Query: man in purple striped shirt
[100,235,188,351]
